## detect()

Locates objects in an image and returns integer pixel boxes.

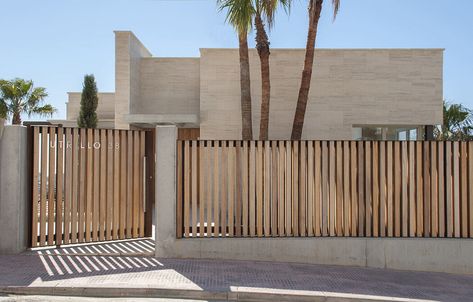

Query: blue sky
[1,0,472,120]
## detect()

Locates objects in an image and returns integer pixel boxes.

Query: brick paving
[0,239,472,301]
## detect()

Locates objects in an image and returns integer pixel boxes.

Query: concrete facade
[55,31,443,139]
[0,126,30,254]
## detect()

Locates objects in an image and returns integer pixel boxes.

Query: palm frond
[28,104,56,118]
[217,0,255,34]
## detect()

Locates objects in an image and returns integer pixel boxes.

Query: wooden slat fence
[31,126,147,247]
[177,140,473,238]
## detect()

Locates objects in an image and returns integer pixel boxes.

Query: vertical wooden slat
[207,141,213,237]
[365,141,372,237]
[192,141,198,237]
[307,141,314,236]
[249,141,256,236]
[460,142,468,238]
[438,142,445,237]
[56,127,64,245]
[321,141,328,236]
[423,142,431,238]
[453,142,460,238]
[106,130,114,240]
[446,142,453,237]
[39,127,48,246]
[184,140,190,237]
[48,127,56,246]
[285,141,293,236]
[119,131,127,239]
[357,142,365,237]
[379,142,386,237]
[176,141,183,238]
[71,128,80,243]
[139,131,145,237]
[394,142,401,237]
[256,141,263,237]
[264,141,271,236]
[416,141,423,237]
[278,141,285,236]
[31,127,40,247]
[408,141,416,237]
[242,141,249,237]
[126,132,133,239]
[431,142,438,238]
[199,141,205,237]
[351,141,358,236]
[221,141,228,237]
[132,132,140,238]
[85,129,93,242]
[293,142,299,236]
[387,141,393,237]
[336,141,343,236]
[99,130,107,241]
[64,128,72,245]
[235,141,242,237]
[271,141,278,237]
[113,131,120,240]
[315,141,322,236]
[372,142,379,237]
[92,129,100,241]
[299,141,307,236]
[329,141,336,236]
[228,141,235,237]
[214,142,220,237]
[469,142,473,238]
[401,141,408,237]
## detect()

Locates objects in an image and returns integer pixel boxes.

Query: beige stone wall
[199,48,443,140]
[114,31,152,129]
[136,58,200,115]
[66,92,115,120]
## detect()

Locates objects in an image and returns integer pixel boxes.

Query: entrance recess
[30,126,154,247]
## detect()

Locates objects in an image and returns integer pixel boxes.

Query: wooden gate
[30,126,154,247]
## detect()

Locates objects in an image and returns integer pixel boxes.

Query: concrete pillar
[0,126,30,254]
[155,125,177,257]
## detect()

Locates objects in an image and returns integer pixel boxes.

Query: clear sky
[1,0,472,120]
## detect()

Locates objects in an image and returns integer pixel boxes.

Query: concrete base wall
[156,237,473,275]
[0,126,30,254]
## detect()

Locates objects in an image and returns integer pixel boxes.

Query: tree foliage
[78,74,99,128]
[435,101,473,141]
[0,78,55,124]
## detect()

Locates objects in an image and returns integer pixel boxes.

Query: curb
[0,286,435,302]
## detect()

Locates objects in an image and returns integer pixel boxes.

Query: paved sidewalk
[0,240,473,301]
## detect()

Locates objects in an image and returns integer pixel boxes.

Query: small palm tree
[0,78,56,125]
[291,0,340,140]
[435,101,473,141]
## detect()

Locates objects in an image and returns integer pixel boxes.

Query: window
[352,125,424,141]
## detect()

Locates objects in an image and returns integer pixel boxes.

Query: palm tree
[291,0,340,140]
[435,101,473,141]
[219,0,290,140]
[0,78,56,125]
[218,0,254,140]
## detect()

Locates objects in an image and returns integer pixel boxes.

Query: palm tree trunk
[291,0,323,140]
[255,13,271,140]
[12,111,21,125]
[239,32,253,140]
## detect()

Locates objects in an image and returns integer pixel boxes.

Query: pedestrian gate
[30,126,154,247]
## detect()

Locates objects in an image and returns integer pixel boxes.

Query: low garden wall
[155,125,473,274]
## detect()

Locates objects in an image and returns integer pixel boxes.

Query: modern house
[51,31,444,140]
